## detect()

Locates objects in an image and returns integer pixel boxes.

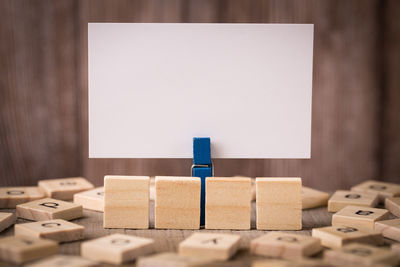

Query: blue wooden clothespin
[191,137,213,226]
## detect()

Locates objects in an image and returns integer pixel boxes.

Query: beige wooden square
[15,219,84,242]
[392,243,400,254]
[38,177,94,200]
[205,177,251,230]
[312,225,383,249]
[81,233,154,264]
[351,180,400,204]
[324,243,399,266]
[0,186,44,208]
[332,205,390,230]
[385,197,400,217]
[179,233,241,261]
[0,235,58,264]
[301,186,329,210]
[137,252,213,267]
[256,177,302,230]
[104,176,149,229]
[155,176,201,229]
[250,232,322,260]
[16,198,83,221]
[0,212,15,233]
[74,186,104,212]
[328,190,379,212]
[374,218,400,242]
[26,255,97,267]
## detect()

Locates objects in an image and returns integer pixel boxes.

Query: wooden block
[392,243,400,254]
[205,177,251,230]
[351,180,400,204]
[324,243,399,266]
[312,225,383,248]
[328,190,379,212]
[155,176,200,230]
[26,255,97,267]
[256,177,302,230]
[81,233,154,264]
[0,212,15,232]
[38,177,94,200]
[332,205,390,230]
[16,198,83,221]
[15,219,84,242]
[301,186,329,210]
[385,197,400,217]
[250,232,322,260]
[74,187,104,212]
[104,176,149,229]
[0,186,45,208]
[0,235,58,264]
[179,233,240,261]
[137,252,213,267]
[374,218,400,242]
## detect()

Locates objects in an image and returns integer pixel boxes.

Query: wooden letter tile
[256,177,302,230]
[15,219,84,242]
[81,233,154,264]
[205,177,251,230]
[0,235,58,264]
[155,176,201,229]
[38,177,94,200]
[351,180,400,204]
[301,186,329,210]
[312,225,383,249]
[16,198,83,221]
[26,255,97,267]
[104,176,149,229]
[384,197,400,217]
[332,205,390,230]
[0,212,15,232]
[74,187,104,212]
[0,186,45,208]
[137,252,213,267]
[179,233,240,261]
[250,232,322,260]
[328,190,379,212]
[374,218,400,242]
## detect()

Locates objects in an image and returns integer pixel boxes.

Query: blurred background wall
[1,0,399,190]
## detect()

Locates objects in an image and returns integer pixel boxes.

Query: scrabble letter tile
[137,252,213,267]
[39,177,94,200]
[16,198,83,221]
[312,225,383,249]
[74,187,104,212]
[301,186,329,210]
[250,232,322,260]
[374,218,400,242]
[0,212,15,232]
[26,255,97,267]
[15,219,84,242]
[205,177,251,230]
[0,187,45,208]
[256,177,302,230]
[81,233,154,264]
[385,197,400,217]
[0,235,58,264]
[155,176,201,229]
[179,233,240,261]
[351,180,400,204]
[332,205,390,230]
[104,176,149,229]
[328,190,378,212]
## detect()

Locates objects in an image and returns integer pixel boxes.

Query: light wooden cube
[0,186,45,208]
[392,243,400,254]
[15,219,84,242]
[26,255,97,267]
[81,233,154,264]
[104,176,149,229]
[374,218,400,242]
[256,177,302,230]
[0,235,58,264]
[351,180,400,204]
[38,177,94,200]
[16,198,83,221]
[332,205,390,230]
[179,233,240,261]
[250,232,322,260]
[205,177,251,230]
[74,187,104,212]
[155,176,201,230]
[0,212,15,232]
[324,243,399,266]
[137,252,213,267]
[301,186,329,210]
[385,197,400,217]
[312,225,383,249]
[328,190,379,212]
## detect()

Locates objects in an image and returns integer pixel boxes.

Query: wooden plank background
[1,0,399,190]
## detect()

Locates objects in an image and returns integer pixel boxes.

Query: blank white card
[89,23,313,158]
